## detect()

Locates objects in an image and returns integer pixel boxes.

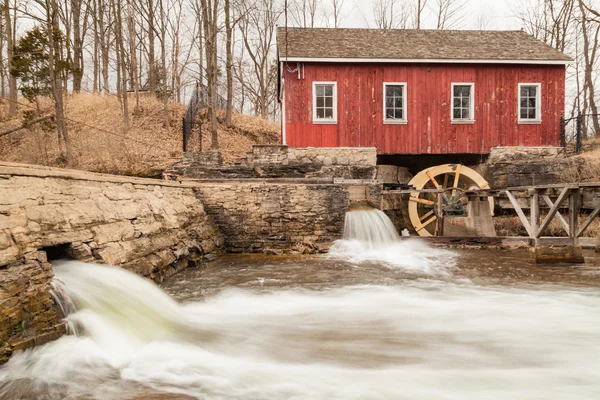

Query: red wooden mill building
[276,28,572,156]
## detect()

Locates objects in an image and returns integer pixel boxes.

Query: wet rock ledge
[0,162,224,362]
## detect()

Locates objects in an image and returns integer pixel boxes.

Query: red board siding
[283,63,566,154]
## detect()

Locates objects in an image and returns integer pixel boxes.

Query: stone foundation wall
[0,162,223,362]
[195,182,350,254]
[483,146,572,189]
[169,146,378,180]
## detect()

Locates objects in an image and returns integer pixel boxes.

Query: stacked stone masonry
[484,146,570,188]
[169,146,378,180]
[0,162,223,362]
[194,182,350,255]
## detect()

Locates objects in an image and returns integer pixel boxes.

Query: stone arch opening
[42,243,72,261]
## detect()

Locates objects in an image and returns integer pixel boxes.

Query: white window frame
[312,81,337,124]
[383,82,408,124]
[518,83,542,124]
[451,83,475,124]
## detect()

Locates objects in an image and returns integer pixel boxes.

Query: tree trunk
[578,0,600,138]
[112,0,129,129]
[200,0,219,149]
[0,15,5,98]
[98,0,110,93]
[92,0,99,93]
[147,0,156,95]
[159,0,169,126]
[72,0,84,93]
[126,0,139,112]
[46,0,72,164]
[225,0,233,127]
[4,0,17,116]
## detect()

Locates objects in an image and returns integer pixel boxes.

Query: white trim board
[451,82,475,123]
[383,82,408,124]
[518,82,542,124]
[312,81,338,124]
[282,57,572,65]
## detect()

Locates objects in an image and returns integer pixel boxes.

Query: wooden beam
[576,203,600,238]
[416,215,438,233]
[542,195,570,234]
[409,197,435,206]
[437,192,444,236]
[531,192,540,243]
[506,189,534,237]
[452,164,462,200]
[537,187,571,238]
[569,190,580,245]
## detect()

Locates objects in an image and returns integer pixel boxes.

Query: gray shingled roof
[277,28,572,62]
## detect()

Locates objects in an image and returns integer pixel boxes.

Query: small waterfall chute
[342,203,399,249]
[330,203,456,273]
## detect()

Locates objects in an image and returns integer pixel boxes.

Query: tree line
[515,0,600,139]
[0,0,598,164]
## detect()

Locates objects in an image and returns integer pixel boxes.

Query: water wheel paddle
[407,164,493,237]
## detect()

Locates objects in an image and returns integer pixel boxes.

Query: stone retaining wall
[195,182,350,254]
[483,146,571,188]
[169,146,378,180]
[0,162,223,362]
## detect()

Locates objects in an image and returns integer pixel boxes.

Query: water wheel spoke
[416,215,438,233]
[410,196,435,206]
[452,165,462,199]
[420,210,435,221]
[426,171,451,203]
[442,174,449,190]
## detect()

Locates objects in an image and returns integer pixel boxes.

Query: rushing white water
[1,258,600,399]
[341,207,399,248]
[330,206,456,273]
[49,279,79,334]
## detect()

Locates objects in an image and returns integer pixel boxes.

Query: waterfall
[342,203,399,249]
[50,260,199,345]
[330,203,455,272]
[50,279,79,335]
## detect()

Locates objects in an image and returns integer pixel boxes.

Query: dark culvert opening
[43,243,73,261]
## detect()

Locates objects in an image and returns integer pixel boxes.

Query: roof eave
[279,56,573,65]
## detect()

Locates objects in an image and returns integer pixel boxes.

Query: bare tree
[433,0,467,29]
[225,0,234,126]
[578,0,600,137]
[111,0,129,128]
[199,0,219,149]
[126,0,139,111]
[414,0,427,28]
[330,0,345,28]
[4,0,17,116]
[289,0,319,28]
[373,0,410,29]
[237,0,281,118]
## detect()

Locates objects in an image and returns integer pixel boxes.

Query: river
[1,209,600,399]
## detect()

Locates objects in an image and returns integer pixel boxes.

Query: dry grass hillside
[0,93,279,175]
[560,138,600,183]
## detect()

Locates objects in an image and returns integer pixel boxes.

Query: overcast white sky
[318,0,521,31]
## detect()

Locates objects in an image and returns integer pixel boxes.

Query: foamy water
[330,207,457,273]
[1,258,600,399]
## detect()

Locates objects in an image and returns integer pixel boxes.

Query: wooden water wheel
[407,164,493,237]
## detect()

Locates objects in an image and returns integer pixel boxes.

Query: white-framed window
[518,83,541,124]
[313,82,337,124]
[451,83,475,124]
[383,82,408,124]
